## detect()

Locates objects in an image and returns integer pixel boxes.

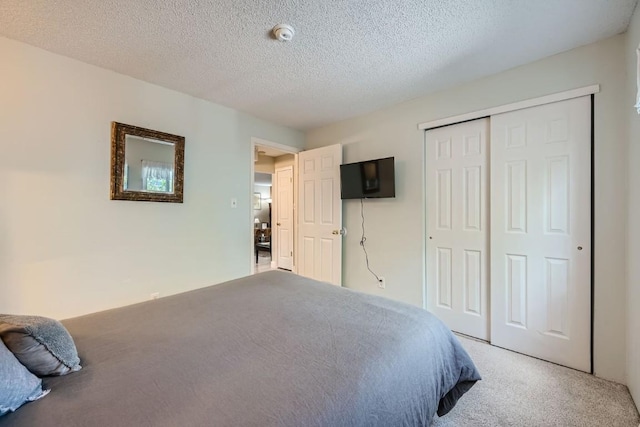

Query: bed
[0,270,480,426]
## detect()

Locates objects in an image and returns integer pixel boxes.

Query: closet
[425,96,592,372]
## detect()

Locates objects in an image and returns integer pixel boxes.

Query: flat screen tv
[340,157,395,199]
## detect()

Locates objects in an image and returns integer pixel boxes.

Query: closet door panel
[490,96,591,372]
[426,118,489,341]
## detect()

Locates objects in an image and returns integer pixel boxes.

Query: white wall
[626,3,640,408]
[307,34,628,384]
[255,156,275,174]
[0,36,304,320]
[274,154,295,170]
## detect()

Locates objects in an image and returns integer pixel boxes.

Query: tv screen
[340,157,395,199]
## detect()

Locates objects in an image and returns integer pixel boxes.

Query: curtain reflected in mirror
[111,122,184,203]
[141,160,174,192]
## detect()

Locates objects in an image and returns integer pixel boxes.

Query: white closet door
[426,118,489,340]
[490,96,591,372]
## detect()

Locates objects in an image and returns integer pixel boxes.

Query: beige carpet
[432,336,640,426]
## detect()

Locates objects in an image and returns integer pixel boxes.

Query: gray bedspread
[1,271,480,426]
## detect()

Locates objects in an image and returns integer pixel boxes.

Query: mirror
[110,122,184,203]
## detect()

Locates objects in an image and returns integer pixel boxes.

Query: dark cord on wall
[360,198,382,282]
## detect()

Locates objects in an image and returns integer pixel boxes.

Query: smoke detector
[272,24,295,42]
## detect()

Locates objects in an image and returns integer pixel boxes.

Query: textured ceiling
[0,0,637,130]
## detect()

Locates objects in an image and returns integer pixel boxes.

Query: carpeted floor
[432,336,640,426]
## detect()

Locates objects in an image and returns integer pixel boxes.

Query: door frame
[250,137,301,274]
[420,88,597,373]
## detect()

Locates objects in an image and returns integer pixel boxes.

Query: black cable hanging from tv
[360,198,381,282]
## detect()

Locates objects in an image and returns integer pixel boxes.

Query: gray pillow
[0,339,49,416]
[0,315,82,376]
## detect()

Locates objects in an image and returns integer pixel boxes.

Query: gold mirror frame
[110,122,185,203]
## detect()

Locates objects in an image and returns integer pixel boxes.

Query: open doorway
[253,171,273,273]
[251,138,299,275]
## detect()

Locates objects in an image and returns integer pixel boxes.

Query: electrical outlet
[378,277,385,289]
[150,292,160,300]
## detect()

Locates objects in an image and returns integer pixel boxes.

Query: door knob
[277,223,281,226]
[577,246,583,251]
[332,228,347,236]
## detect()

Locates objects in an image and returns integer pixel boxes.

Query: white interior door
[490,96,591,372]
[426,118,490,340]
[275,166,294,270]
[297,144,343,285]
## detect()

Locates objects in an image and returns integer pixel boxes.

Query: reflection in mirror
[123,135,176,193]
[110,122,184,203]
